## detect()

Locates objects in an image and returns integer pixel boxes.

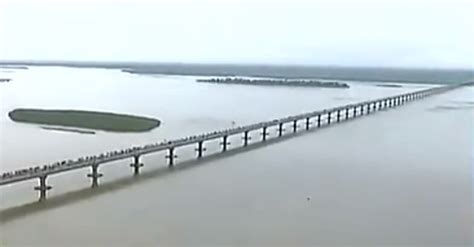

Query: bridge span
[1,82,472,201]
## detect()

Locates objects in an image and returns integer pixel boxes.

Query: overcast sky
[0,0,473,69]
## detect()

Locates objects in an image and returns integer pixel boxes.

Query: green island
[197,77,350,88]
[8,109,161,132]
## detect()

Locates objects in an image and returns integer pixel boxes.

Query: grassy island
[197,77,350,88]
[8,109,161,132]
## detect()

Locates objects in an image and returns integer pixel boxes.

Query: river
[0,66,472,245]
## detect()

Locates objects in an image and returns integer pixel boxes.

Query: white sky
[0,0,473,68]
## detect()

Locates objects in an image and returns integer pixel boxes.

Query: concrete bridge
[1,81,471,201]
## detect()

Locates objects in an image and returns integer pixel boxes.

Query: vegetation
[8,109,160,132]
[197,77,350,88]
[376,84,403,88]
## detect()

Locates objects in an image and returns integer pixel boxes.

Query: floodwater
[0,66,472,246]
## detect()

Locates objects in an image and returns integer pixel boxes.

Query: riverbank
[8,109,161,132]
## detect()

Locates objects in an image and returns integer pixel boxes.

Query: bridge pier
[305,117,311,130]
[336,110,341,122]
[243,130,251,146]
[327,112,332,124]
[34,175,52,201]
[278,123,284,137]
[353,106,357,117]
[293,120,298,132]
[195,141,206,158]
[360,105,364,115]
[261,126,269,141]
[366,103,371,114]
[221,135,230,152]
[166,148,177,166]
[373,102,377,111]
[87,163,103,187]
[130,155,144,175]
[317,114,321,127]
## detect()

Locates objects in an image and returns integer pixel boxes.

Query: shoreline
[41,126,96,135]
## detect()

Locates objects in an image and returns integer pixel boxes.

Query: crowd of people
[0,123,268,181]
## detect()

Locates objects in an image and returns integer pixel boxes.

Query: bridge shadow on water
[0,109,386,224]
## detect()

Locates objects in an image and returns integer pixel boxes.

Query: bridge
[1,81,472,201]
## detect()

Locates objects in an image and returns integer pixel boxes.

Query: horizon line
[0,59,473,71]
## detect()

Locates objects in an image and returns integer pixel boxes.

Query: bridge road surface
[0,86,473,246]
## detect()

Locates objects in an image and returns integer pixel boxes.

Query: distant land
[1,60,473,84]
[375,84,403,88]
[197,77,350,88]
[0,65,28,70]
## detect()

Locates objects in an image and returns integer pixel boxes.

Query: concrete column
[34,175,52,201]
[327,112,331,124]
[195,141,206,158]
[293,120,298,132]
[87,163,103,187]
[346,108,349,119]
[166,147,177,166]
[336,110,341,122]
[221,135,230,152]
[305,117,311,130]
[353,106,357,117]
[317,114,321,127]
[130,155,144,175]
[243,130,251,146]
[367,103,371,114]
[278,123,284,137]
[262,126,268,141]
[360,105,364,115]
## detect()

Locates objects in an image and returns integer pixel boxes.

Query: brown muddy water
[0,66,472,246]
